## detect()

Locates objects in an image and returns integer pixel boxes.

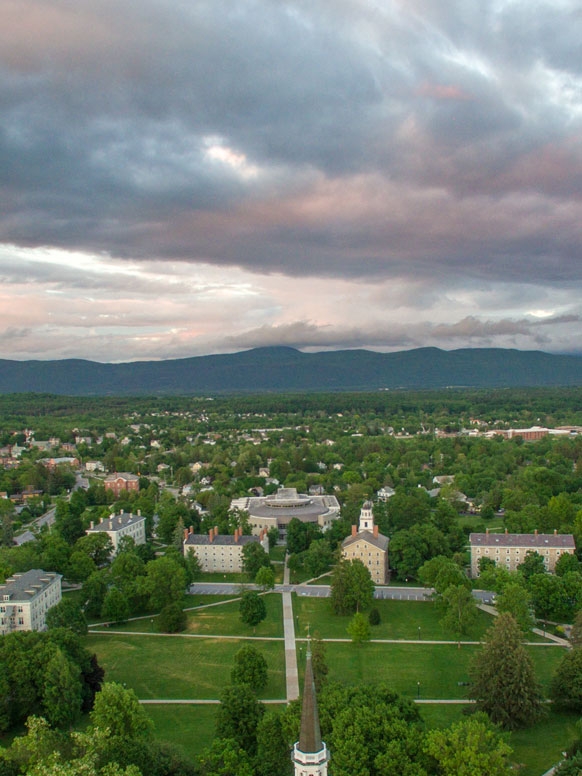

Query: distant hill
[0,346,581,395]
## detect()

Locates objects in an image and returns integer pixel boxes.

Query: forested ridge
[1,346,582,395]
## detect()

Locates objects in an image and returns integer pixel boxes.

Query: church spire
[292,631,329,775]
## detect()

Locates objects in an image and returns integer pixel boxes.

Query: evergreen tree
[215,684,265,757]
[470,613,544,729]
[551,648,582,711]
[42,647,83,729]
[347,611,370,644]
[255,710,292,776]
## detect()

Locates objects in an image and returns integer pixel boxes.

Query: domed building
[230,487,340,542]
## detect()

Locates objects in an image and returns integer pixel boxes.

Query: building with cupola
[341,501,389,584]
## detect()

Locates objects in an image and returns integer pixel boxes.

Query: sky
[1,0,581,362]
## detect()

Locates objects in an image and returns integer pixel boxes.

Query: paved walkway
[282,553,300,701]
[477,604,570,647]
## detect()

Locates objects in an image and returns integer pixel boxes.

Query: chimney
[534,529,538,536]
[209,529,214,543]
[234,529,239,543]
[183,528,189,541]
[90,521,94,529]
[374,525,379,538]
[189,525,193,534]
[554,529,558,535]
[137,509,141,516]
[100,516,105,523]
[351,525,357,537]
[214,526,219,538]
[505,528,508,534]
[486,528,489,535]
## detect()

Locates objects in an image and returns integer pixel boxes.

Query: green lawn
[144,705,218,761]
[84,633,286,700]
[316,641,565,700]
[183,593,283,638]
[95,593,284,638]
[294,595,495,641]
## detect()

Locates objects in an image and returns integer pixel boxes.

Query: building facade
[470,529,575,577]
[86,511,146,553]
[104,472,140,498]
[230,487,340,542]
[341,501,389,584]
[0,569,62,635]
[183,526,269,573]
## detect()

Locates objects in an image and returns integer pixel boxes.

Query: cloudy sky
[1,0,581,362]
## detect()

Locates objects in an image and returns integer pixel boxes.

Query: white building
[0,569,62,634]
[183,526,269,573]
[86,511,146,553]
[230,487,340,542]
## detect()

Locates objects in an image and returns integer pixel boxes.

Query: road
[189,582,497,603]
[13,506,56,545]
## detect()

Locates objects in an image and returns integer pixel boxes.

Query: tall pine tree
[470,612,544,729]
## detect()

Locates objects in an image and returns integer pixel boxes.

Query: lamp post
[418,626,421,640]
[417,681,421,699]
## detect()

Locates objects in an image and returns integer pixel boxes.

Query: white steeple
[358,500,375,533]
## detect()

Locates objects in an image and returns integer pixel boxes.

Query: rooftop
[470,532,575,549]
[0,569,61,602]
[87,512,145,533]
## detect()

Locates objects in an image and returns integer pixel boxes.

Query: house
[469,529,575,577]
[86,511,146,553]
[376,486,395,501]
[104,472,140,497]
[230,487,340,542]
[0,569,62,634]
[85,461,105,472]
[341,501,389,584]
[183,526,269,573]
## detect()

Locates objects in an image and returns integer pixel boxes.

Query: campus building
[230,487,340,542]
[0,569,62,635]
[86,511,146,553]
[469,529,576,577]
[183,526,269,573]
[103,472,140,497]
[292,639,330,776]
[341,501,389,584]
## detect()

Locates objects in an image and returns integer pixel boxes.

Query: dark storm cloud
[1,0,581,286]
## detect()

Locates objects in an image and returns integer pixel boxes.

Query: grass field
[294,595,495,641]
[85,633,286,700]
[95,593,284,638]
[316,641,565,700]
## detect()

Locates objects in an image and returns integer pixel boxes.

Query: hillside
[0,346,581,395]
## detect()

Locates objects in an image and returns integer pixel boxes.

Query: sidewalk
[282,553,300,701]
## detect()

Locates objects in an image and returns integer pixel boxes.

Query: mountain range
[0,346,581,396]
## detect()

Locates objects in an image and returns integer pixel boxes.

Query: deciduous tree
[231,645,268,692]
[424,713,512,776]
[239,591,267,630]
[330,559,374,615]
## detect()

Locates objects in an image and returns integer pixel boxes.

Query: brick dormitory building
[469,529,575,577]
